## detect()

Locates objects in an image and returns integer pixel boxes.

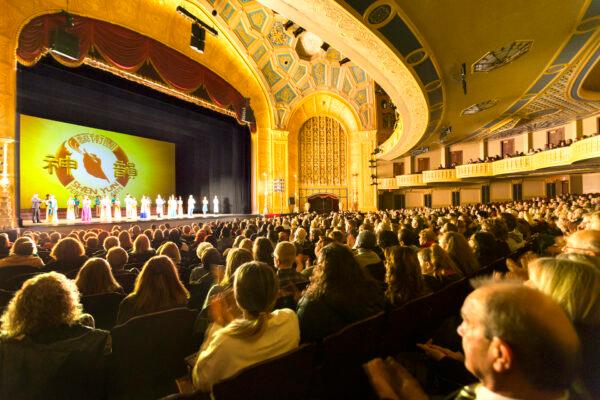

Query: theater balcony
[396,174,425,187]
[569,135,600,164]
[491,156,532,176]
[422,169,460,184]
[378,178,398,190]
[455,162,494,179]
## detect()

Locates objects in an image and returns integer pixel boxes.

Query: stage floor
[20,213,259,234]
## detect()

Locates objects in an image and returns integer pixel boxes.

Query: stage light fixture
[283,20,294,30]
[241,97,256,124]
[321,42,330,51]
[293,27,305,37]
[177,6,218,36]
[190,24,206,53]
[50,11,80,61]
[339,57,351,66]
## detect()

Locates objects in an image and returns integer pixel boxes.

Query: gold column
[350,130,377,211]
[270,129,289,214]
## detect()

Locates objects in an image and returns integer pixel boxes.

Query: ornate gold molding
[257,0,428,159]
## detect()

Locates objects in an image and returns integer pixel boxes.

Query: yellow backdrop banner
[19,114,175,207]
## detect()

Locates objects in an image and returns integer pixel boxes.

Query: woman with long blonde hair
[75,258,122,296]
[116,255,189,325]
[192,261,299,391]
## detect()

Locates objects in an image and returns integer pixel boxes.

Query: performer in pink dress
[81,195,92,223]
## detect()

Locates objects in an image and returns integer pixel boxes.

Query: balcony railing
[378,177,398,190]
[388,136,600,189]
[455,162,493,178]
[396,174,424,187]
[422,169,460,183]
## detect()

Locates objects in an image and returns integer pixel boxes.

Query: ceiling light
[339,57,350,66]
[298,31,323,56]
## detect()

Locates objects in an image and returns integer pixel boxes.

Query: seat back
[0,265,41,290]
[6,272,43,291]
[211,343,316,400]
[364,261,386,283]
[110,307,198,400]
[317,312,386,398]
[114,271,137,293]
[80,292,126,330]
[0,289,14,311]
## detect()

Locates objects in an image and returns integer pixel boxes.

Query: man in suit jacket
[31,193,41,223]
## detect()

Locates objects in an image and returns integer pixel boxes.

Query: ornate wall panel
[299,116,347,187]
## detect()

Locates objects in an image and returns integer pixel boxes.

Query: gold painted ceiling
[195,0,376,130]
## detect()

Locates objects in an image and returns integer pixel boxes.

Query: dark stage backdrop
[17,58,251,214]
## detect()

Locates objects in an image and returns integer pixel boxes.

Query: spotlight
[283,20,294,30]
[321,42,330,51]
[190,24,206,53]
[339,57,350,66]
[293,27,305,37]
[211,9,217,16]
[177,6,218,36]
[50,11,80,61]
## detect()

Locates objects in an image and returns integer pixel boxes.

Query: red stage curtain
[17,14,252,129]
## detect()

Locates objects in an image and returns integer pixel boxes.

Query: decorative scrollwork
[299,116,346,186]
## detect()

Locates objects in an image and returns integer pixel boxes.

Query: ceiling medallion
[461,99,498,115]
[367,4,392,25]
[472,40,533,73]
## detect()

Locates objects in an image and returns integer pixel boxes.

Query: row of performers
[33,194,220,224]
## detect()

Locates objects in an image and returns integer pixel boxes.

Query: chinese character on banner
[113,160,137,179]
[43,155,59,175]
[58,155,78,176]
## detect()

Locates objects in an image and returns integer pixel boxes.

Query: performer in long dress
[73,196,80,218]
[81,195,92,223]
[113,197,122,221]
[213,195,219,214]
[66,196,76,221]
[130,196,138,219]
[48,195,59,225]
[187,195,195,217]
[168,195,177,218]
[156,194,164,219]
[31,194,41,224]
[124,194,132,220]
[140,196,148,219]
[202,196,208,215]
[177,196,184,217]
[100,195,112,221]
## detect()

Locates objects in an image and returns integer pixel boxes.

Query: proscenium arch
[0,0,276,226]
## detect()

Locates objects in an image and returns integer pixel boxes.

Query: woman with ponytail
[192,261,299,391]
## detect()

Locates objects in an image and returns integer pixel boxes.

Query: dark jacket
[297,282,385,343]
[0,324,110,400]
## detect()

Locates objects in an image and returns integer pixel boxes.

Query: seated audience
[438,232,479,275]
[253,237,275,269]
[75,258,123,296]
[0,237,44,268]
[417,244,463,291]
[297,243,384,342]
[0,233,11,258]
[384,245,429,307]
[45,237,88,273]
[116,255,189,325]
[157,241,182,266]
[106,246,129,273]
[192,261,299,391]
[273,241,308,308]
[0,272,110,399]
[129,234,156,264]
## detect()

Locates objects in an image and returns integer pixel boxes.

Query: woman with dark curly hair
[0,272,110,399]
[384,245,429,307]
[297,243,384,342]
[46,237,88,273]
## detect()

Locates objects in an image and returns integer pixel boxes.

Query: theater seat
[0,265,41,290]
[211,343,316,400]
[80,292,126,330]
[0,289,14,310]
[6,271,43,291]
[110,307,198,400]
[317,312,386,398]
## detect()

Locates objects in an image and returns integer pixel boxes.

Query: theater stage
[19,214,259,234]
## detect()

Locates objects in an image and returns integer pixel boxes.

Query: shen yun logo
[43,133,137,197]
